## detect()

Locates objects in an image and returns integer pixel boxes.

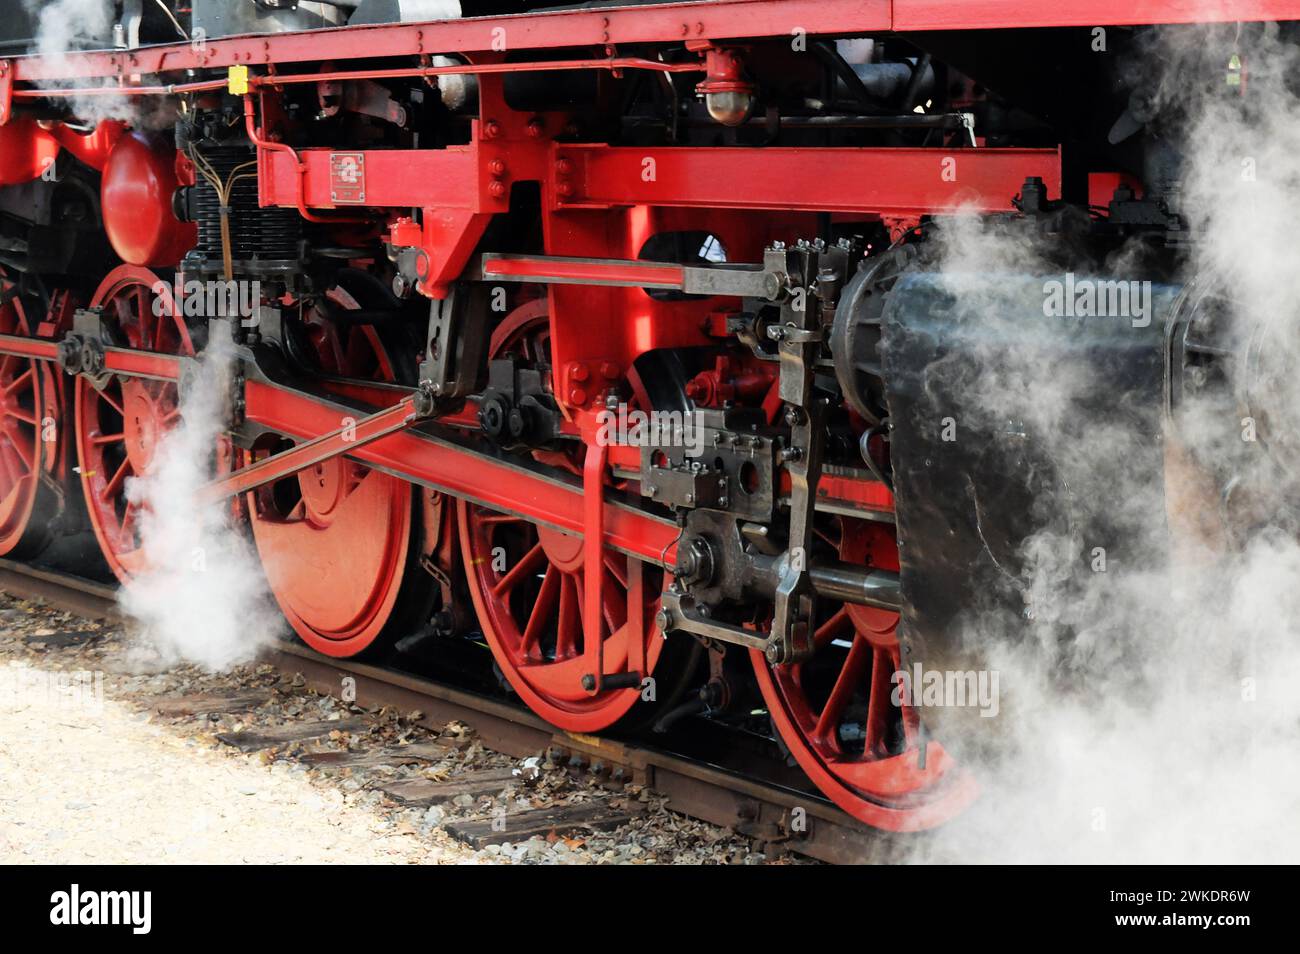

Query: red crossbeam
[258,143,1058,216]
[555,145,1061,216]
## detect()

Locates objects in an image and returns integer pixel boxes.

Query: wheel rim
[73,266,193,581]
[245,289,416,658]
[0,275,52,555]
[751,518,977,831]
[457,300,664,731]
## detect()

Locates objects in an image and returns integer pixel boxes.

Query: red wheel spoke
[865,646,900,752]
[3,367,33,397]
[113,297,137,345]
[814,526,839,548]
[491,541,546,596]
[92,431,126,446]
[811,635,873,745]
[602,552,629,589]
[134,288,152,346]
[101,458,132,503]
[119,500,140,543]
[0,444,17,488]
[520,566,560,660]
[813,606,853,651]
[556,571,580,658]
[5,407,36,426]
[96,388,126,418]
[0,352,15,379]
[478,513,525,527]
[5,435,32,473]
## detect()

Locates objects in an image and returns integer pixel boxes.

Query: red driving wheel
[456,300,668,731]
[243,287,430,658]
[0,272,58,557]
[73,266,195,581]
[751,518,977,831]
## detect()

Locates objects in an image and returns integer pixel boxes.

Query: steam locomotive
[0,0,1286,831]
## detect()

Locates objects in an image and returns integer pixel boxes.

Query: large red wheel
[243,288,429,658]
[73,266,193,581]
[456,300,671,731]
[0,272,58,557]
[751,518,977,831]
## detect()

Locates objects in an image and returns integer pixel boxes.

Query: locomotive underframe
[0,0,1288,831]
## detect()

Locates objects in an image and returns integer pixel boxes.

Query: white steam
[116,338,282,671]
[23,0,163,126]
[910,22,1300,862]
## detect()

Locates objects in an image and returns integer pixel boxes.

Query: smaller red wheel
[0,273,58,557]
[456,298,674,732]
[459,502,667,732]
[752,518,977,831]
[244,288,431,658]
[73,266,194,581]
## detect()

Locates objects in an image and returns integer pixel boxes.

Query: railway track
[0,557,908,865]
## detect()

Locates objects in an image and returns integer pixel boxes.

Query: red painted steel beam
[6,1,1298,88]
[102,347,182,381]
[0,333,57,361]
[481,254,687,289]
[555,145,1061,215]
[0,336,180,380]
[200,395,420,503]
[264,143,1057,217]
[260,145,486,211]
[241,379,680,565]
[4,2,889,84]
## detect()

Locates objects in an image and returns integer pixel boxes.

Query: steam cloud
[23,0,167,126]
[116,338,282,671]
[910,20,1300,862]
